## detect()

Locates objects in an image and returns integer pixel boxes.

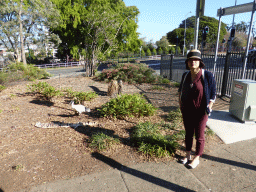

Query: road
[46,58,187,78]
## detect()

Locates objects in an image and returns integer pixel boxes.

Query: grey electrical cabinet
[229,79,256,122]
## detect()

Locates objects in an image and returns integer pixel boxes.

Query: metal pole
[213,8,223,77]
[183,11,191,56]
[228,0,237,52]
[194,0,200,49]
[242,0,256,79]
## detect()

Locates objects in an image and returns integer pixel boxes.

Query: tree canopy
[0,0,60,64]
[50,0,140,76]
[167,16,227,49]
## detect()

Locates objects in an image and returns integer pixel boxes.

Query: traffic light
[222,38,226,43]
[231,28,235,38]
[204,26,209,34]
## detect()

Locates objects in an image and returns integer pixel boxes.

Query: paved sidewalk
[24,139,256,192]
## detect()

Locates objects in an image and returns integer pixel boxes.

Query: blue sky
[123,0,254,43]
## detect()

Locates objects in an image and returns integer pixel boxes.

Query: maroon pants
[182,109,208,156]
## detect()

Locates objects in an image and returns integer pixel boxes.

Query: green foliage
[158,47,163,55]
[167,108,183,129]
[152,48,157,55]
[146,48,151,56]
[156,36,170,52]
[73,91,98,104]
[89,133,120,151]
[131,121,178,157]
[151,85,165,91]
[205,128,215,136]
[98,93,157,119]
[0,63,51,85]
[27,82,51,94]
[41,86,63,100]
[51,0,140,76]
[27,82,62,100]
[28,82,97,102]
[0,85,6,92]
[168,16,227,48]
[171,130,186,141]
[96,63,157,84]
[173,82,180,87]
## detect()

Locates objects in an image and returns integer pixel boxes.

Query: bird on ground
[69,100,90,115]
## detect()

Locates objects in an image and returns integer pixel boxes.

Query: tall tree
[51,0,140,76]
[0,0,60,65]
[168,16,227,49]
[156,36,170,52]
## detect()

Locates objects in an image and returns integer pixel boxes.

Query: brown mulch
[0,76,224,192]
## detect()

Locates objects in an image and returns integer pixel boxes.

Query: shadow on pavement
[202,154,256,171]
[92,152,196,192]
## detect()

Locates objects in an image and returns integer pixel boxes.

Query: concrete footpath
[25,138,256,192]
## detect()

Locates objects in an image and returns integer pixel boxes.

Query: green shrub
[0,85,6,92]
[98,93,157,119]
[96,63,157,84]
[131,121,178,157]
[27,82,51,94]
[173,82,180,88]
[89,133,120,151]
[27,82,62,100]
[0,63,51,85]
[63,88,98,104]
[73,91,98,104]
[41,85,62,100]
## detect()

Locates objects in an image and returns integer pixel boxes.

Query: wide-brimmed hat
[185,49,202,64]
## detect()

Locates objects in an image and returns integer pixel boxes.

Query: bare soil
[0,76,223,192]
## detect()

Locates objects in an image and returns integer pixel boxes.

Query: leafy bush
[0,63,51,85]
[131,121,178,157]
[41,86,62,100]
[28,82,62,100]
[98,93,157,119]
[89,133,120,151]
[96,63,157,84]
[63,88,98,104]
[0,85,6,92]
[73,91,98,104]
[27,82,51,94]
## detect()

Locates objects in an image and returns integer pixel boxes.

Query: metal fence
[160,52,256,97]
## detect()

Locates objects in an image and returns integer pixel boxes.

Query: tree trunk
[15,48,21,62]
[19,0,27,66]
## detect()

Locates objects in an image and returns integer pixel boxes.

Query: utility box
[229,79,256,122]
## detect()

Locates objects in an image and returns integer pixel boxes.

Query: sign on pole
[217,2,256,16]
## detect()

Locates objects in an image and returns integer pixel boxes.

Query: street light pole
[183,11,192,56]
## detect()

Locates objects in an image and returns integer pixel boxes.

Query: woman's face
[188,58,200,70]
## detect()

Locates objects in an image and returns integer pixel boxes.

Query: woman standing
[178,49,216,169]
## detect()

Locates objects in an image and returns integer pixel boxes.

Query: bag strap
[180,71,189,100]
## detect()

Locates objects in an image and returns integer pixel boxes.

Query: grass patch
[131,121,179,158]
[98,93,157,119]
[151,85,165,91]
[205,128,215,136]
[89,133,120,151]
[167,108,183,129]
